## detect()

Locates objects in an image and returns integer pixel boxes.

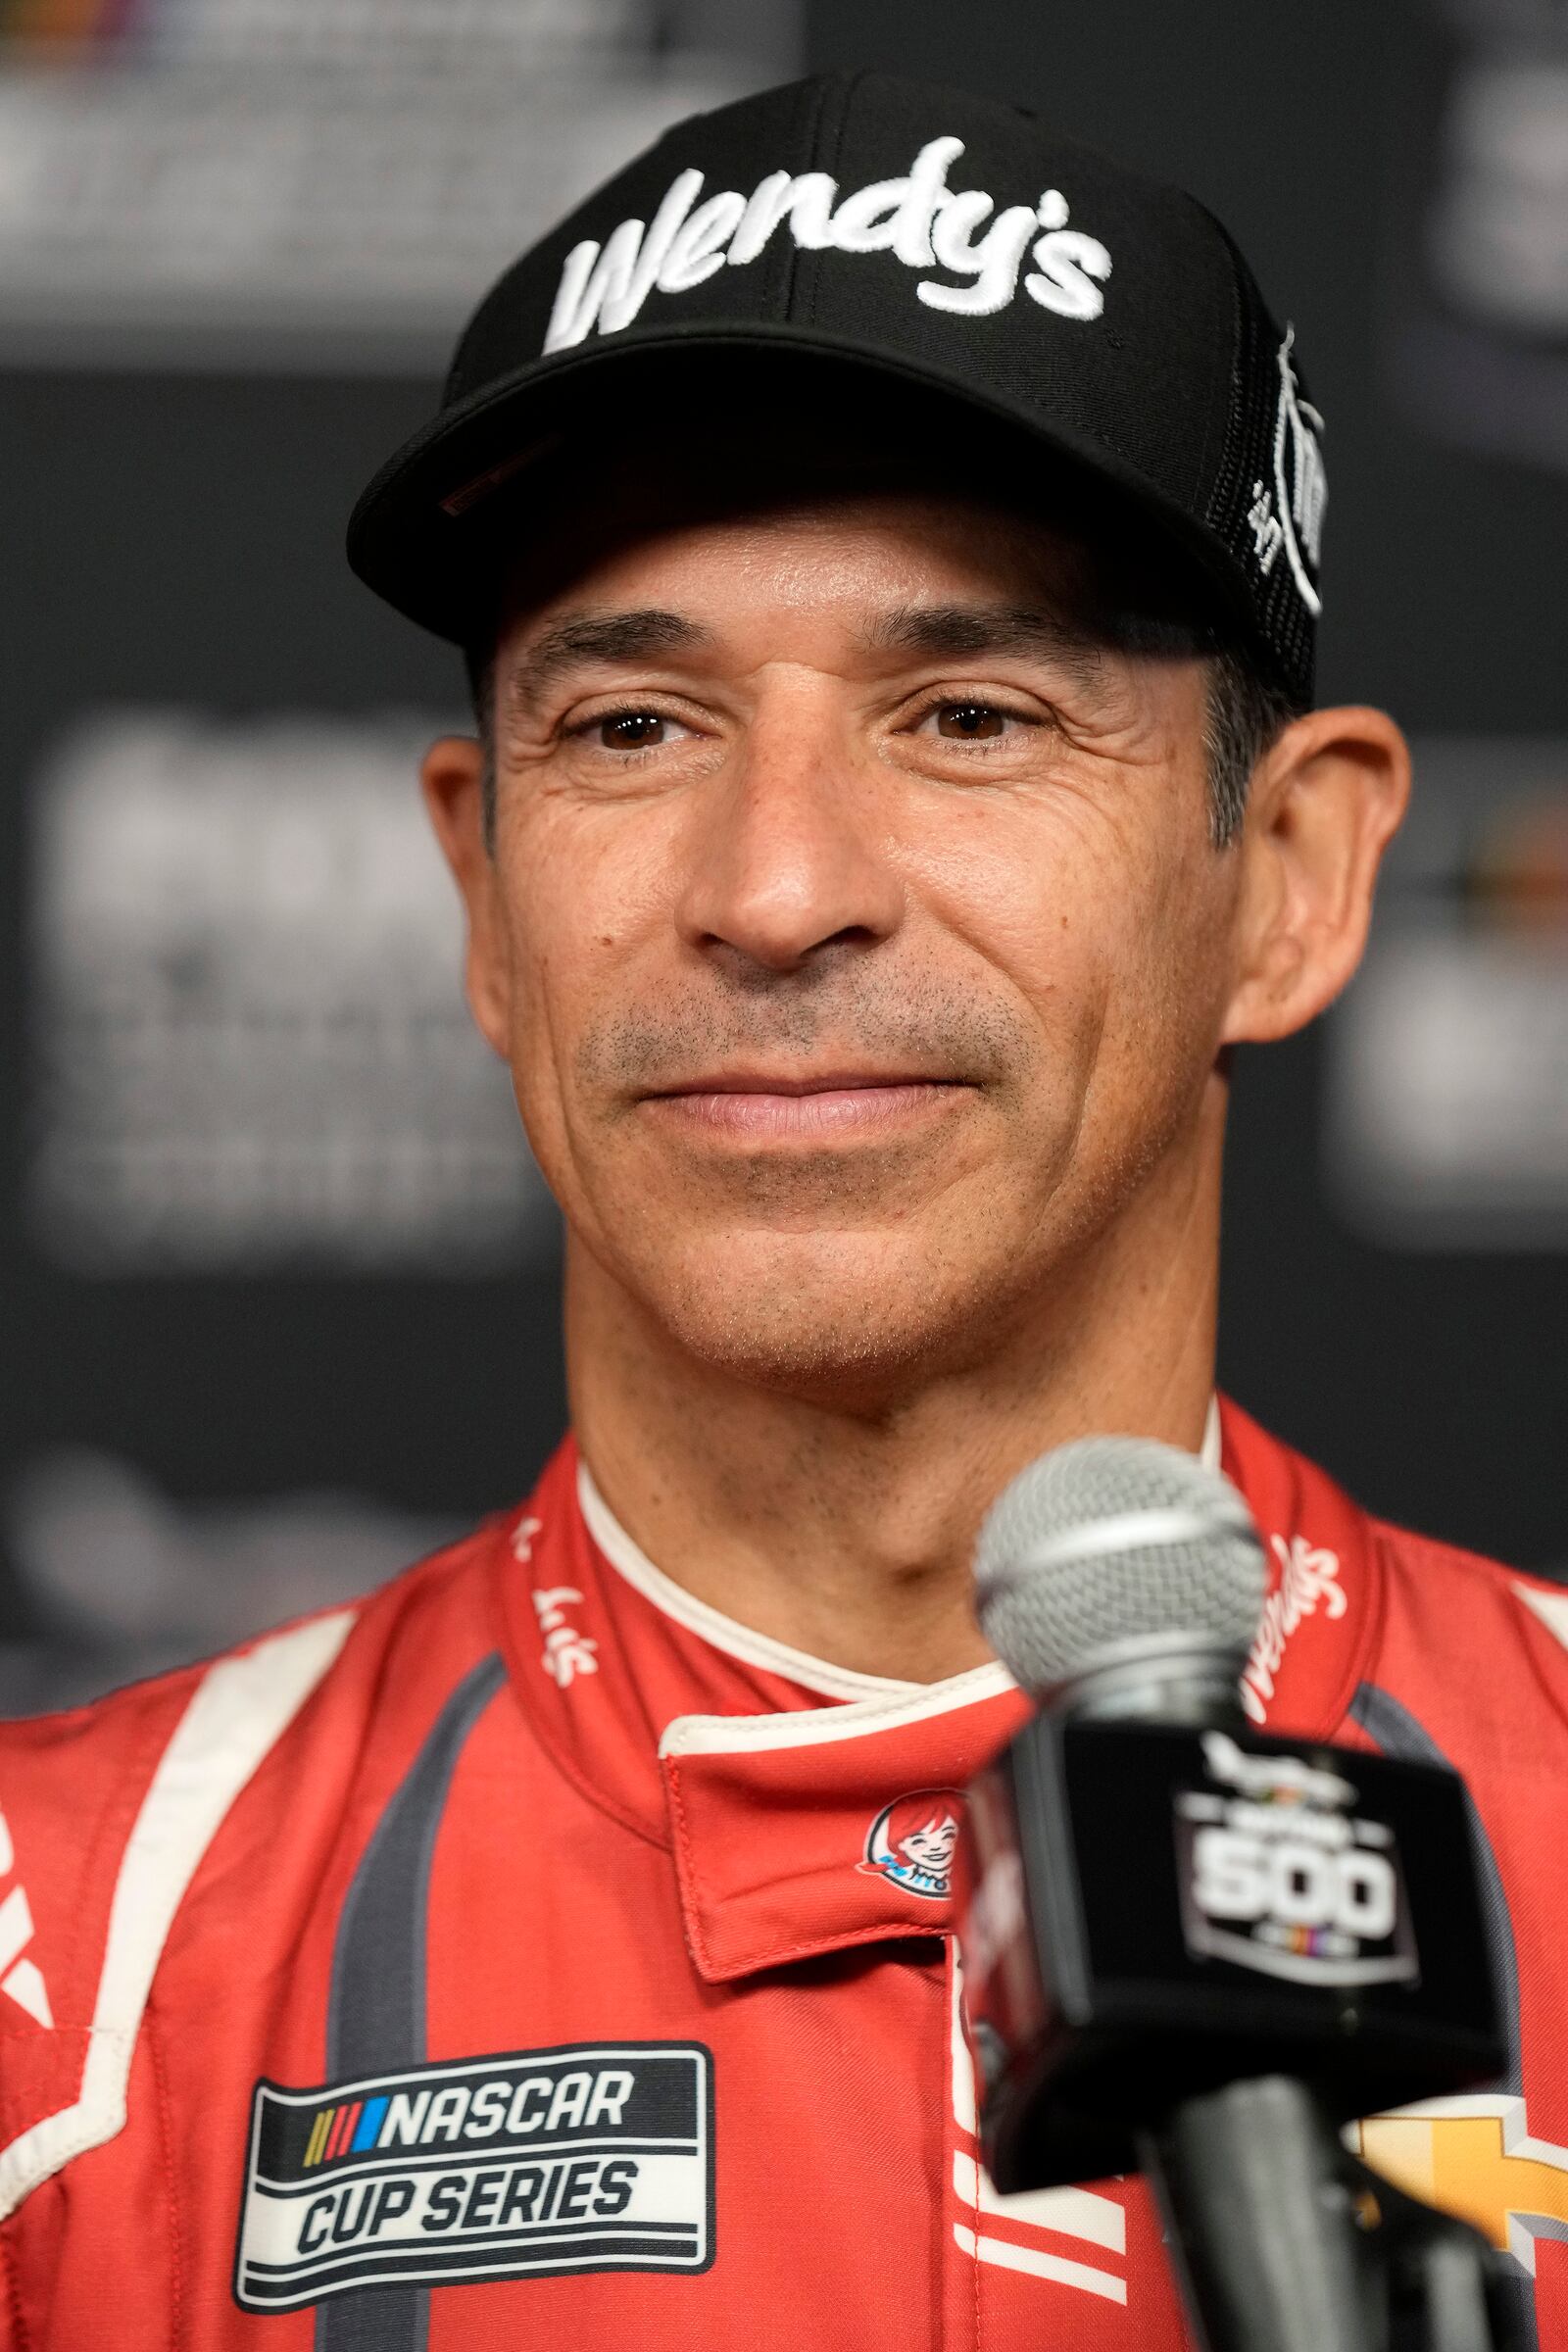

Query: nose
[674,693,906,974]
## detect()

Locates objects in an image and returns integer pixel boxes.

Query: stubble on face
[490,486,1236,1413]
[573,949,1030,1208]
[561,929,1218,1407]
[564,951,1053,1394]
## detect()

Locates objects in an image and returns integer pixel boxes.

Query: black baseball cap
[349,71,1326,706]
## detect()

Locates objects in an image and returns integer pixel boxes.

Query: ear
[420,735,512,1061]
[1221,705,1411,1046]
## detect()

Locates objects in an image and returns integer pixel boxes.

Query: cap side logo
[544,138,1112,354]
[1248,328,1326,618]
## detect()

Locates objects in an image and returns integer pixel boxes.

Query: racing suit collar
[658,1674,1026,1980]
[492,1403,1383,1984]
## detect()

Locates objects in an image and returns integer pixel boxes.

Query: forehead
[473,378,1227,694]
[497,479,1095,644]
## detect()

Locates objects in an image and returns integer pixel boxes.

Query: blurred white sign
[1433,58,1568,337]
[1396,0,1568,476]
[1325,737,1568,1248]
[1,1446,455,1716]
[27,709,557,1271]
[0,0,796,368]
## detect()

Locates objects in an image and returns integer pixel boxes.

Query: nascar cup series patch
[232,2041,714,2310]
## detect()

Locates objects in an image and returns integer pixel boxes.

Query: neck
[565,1143,1222,1688]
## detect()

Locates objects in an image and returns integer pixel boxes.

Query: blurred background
[1,0,1564,1710]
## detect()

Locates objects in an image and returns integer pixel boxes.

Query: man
[2,70,1564,2351]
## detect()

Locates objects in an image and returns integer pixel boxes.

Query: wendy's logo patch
[859,1788,964,1901]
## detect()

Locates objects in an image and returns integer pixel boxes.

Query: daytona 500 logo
[1175,1732,1418,1990]
[233,2042,713,2311]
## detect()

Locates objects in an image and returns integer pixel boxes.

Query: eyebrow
[864,602,1105,688]
[503,597,1110,722]
[507,609,714,713]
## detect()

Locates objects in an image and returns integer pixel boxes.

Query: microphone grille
[975,1436,1267,1695]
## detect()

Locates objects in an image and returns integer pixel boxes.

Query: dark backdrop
[3,0,1564,1705]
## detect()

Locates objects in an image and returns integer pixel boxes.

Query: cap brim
[348,321,1269,672]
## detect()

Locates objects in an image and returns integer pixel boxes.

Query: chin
[649,1227,1028,1406]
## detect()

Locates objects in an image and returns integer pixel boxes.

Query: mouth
[640,1071,973,1140]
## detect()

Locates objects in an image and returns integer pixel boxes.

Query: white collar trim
[578,1396,1222,1718]
[659,1664,1017,1761]
[577,1458,927,1706]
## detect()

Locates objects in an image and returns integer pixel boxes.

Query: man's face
[453,478,1246,1405]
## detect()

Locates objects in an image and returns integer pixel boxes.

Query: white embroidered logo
[532,1587,600,1689]
[1239,1533,1347,1725]
[1248,478,1285,572]
[1269,326,1326,615]
[0,1802,54,2029]
[544,136,1112,354]
[511,1510,600,1687]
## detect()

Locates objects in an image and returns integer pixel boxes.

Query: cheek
[499,807,618,1001]
[919,808,1231,1118]
[1074,846,1239,1137]
[492,808,672,1125]
[914,819,1131,1063]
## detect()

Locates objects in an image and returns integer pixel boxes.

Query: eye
[596,710,674,751]
[922,701,1019,742]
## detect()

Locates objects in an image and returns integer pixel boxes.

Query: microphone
[976,1434,1266,1725]
[956,1437,1512,2352]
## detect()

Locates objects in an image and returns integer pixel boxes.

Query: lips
[648,1070,951,1099]
[639,1074,969,1139]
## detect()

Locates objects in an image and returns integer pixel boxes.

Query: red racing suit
[1,1396,1566,2349]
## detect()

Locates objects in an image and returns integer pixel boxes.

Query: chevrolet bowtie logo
[1357,2098,1568,2272]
